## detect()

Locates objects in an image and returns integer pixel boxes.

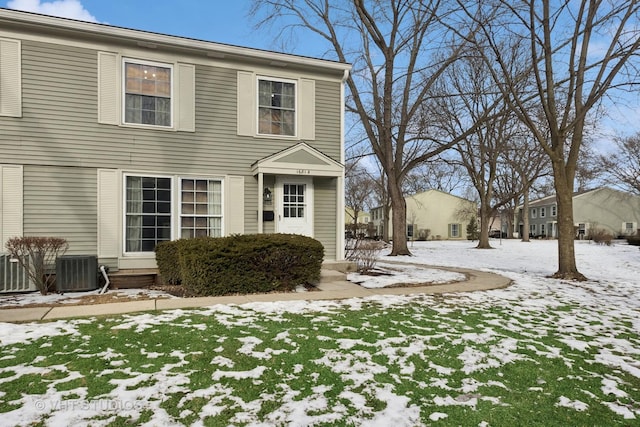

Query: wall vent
[55,255,99,292]
[0,254,35,293]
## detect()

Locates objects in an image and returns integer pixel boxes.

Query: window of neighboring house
[531,208,537,218]
[624,222,635,235]
[407,224,414,238]
[551,204,557,217]
[125,175,172,252]
[540,223,546,236]
[540,207,546,218]
[530,224,537,236]
[180,179,223,238]
[578,223,587,238]
[449,223,460,238]
[258,78,296,136]
[124,60,172,127]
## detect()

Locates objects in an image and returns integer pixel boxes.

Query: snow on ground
[0,238,639,426]
[0,288,176,308]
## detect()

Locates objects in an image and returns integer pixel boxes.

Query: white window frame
[540,223,546,236]
[122,58,174,129]
[179,177,225,239]
[123,173,229,255]
[449,223,460,238]
[531,208,537,219]
[551,204,557,217]
[540,207,546,218]
[123,173,174,255]
[256,76,297,138]
[530,224,537,235]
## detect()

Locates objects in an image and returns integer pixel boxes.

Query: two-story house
[371,189,476,240]
[0,9,350,282]
[517,187,640,238]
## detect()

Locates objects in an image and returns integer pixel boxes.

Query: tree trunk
[388,177,411,255]
[477,197,492,248]
[520,182,530,242]
[552,162,586,280]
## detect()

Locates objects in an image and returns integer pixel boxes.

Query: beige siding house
[371,190,476,240]
[517,187,640,238]
[0,9,350,273]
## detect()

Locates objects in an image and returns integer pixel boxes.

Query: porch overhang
[251,142,343,177]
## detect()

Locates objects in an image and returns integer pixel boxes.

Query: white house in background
[371,189,476,240]
[517,187,640,238]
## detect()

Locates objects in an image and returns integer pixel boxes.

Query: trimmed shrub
[155,240,183,285]
[178,234,324,296]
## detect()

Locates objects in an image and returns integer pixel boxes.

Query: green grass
[0,297,638,426]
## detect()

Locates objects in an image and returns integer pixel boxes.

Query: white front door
[276,176,313,237]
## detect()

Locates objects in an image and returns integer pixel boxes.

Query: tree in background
[597,132,640,195]
[345,160,375,237]
[251,0,491,256]
[466,1,640,280]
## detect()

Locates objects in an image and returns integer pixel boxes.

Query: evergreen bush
[177,234,324,296]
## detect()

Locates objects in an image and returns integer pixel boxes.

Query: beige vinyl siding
[23,165,97,255]
[314,177,337,260]
[0,165,23,248]
[2,40,342,176]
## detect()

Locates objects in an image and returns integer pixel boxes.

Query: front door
[276,176,313,237]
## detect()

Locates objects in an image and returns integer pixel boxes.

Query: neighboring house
[516,187,640,238]
[371,190,476,240]
[0,9,351,276]
[344,207,371,237]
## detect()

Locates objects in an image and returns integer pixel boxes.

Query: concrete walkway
[0,266,511,323]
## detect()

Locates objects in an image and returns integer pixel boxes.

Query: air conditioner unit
[0,254,35,293]
[55,255,99,292]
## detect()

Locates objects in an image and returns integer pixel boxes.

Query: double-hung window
[531,208,537,219]
[540,207,546,218]
[551,204,557,217]
[258,78,296,136]
[125,176,172,252]
[180,179,223,238]
[124,60,172,127]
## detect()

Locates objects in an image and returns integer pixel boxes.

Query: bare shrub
[589,228,613,246]
[5,236,69,295]
[345,238,384,273]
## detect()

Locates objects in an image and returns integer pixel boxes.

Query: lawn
[0,240,639,426]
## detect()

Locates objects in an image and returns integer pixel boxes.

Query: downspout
[337,67,350,261]
[99,265,110,294]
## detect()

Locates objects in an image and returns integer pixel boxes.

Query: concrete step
[320,269,348,283]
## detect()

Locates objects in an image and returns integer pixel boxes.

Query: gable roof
[251,142,344,177]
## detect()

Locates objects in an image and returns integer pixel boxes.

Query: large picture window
[124,60,172,127]
[180,179,223,238]
[258,78,295,136]
[125,176,172,252]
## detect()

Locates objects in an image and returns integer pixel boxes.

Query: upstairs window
[551,204,557,217]
[531,208,537,218]
[124,60,172,127]
[540,207,546,218]
[258,78,296,136]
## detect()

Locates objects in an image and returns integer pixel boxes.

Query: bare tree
[597,132,640,194]
[345,160,375,236]
[466,1,640,280]
[402,158,468,195]
[250,0,491,256]
[430,44,520,248]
